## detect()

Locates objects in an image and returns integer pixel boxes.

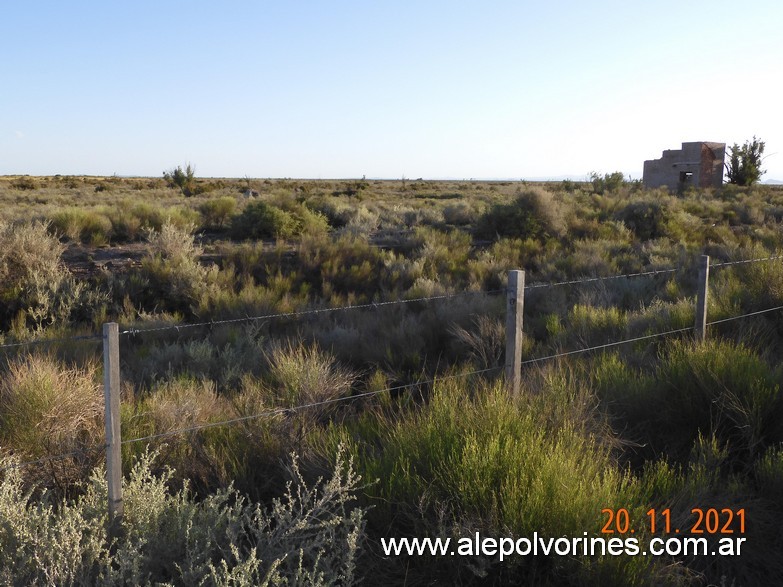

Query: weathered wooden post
[505,270,525,396]
[695,255,710,342]
[103,322,123,537]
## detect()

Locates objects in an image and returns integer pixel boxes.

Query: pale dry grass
[0,354,103,485]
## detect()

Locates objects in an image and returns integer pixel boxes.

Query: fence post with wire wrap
[695,255,710,342]
[505,270,524,396]
[103,322,123,537]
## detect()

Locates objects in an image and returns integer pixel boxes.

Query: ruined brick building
[643,142,725,191]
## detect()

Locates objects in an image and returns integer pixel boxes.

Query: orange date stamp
[601,508,746,535]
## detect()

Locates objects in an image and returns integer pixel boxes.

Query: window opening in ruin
[679,171,693,183]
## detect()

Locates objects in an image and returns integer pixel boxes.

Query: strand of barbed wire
[5,297,783,475]
[0,446,105,474]
[0,334,101,351]
[0,254,780,347]
[80,323,699,449]
[706,304,783,325]
[118,288,507,336]
[710,254,783,268]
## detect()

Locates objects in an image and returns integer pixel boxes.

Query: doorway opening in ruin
[678,171,693,194]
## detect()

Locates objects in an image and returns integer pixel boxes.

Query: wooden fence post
[695,255,710,342]
[505,270,525,396]
[103,322,123,537]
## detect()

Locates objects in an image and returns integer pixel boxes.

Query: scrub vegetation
[0,174,783,585]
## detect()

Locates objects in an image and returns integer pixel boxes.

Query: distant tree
[725,137,766,186]
[163,163,196,196]
[589,171,626,194]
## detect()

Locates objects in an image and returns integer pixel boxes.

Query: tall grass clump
[0,447,367,585]
[49,208,112,245]
[265,341,357,411]
[598,339,783,466]
[339,375,654,585]
[0,354,103,485]
[122,377,244,488]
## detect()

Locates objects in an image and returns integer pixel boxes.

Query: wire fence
[3,253,783,475]
[118,288,507,337]
[6,299,783,475]
[1,252,780,349]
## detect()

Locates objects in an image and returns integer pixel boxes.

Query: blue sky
[3,1,782,180]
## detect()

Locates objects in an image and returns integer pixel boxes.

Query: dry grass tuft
[0,354,103,485]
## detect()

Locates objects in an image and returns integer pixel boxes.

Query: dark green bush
[231,200,328,240]
[615,199,669,240]
[475,187,565,241]
[198,196,237,229]
[231,201,300,239]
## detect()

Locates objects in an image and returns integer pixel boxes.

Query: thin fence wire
[0,334,101,351]
[0,253,780,349]
[119,366,502,446]
[6,298,783,473]
[520,326,694,365]
[119,289,507,337]
[524,267,679,290]
[119,325,698,446]
[0,446,105,475]
[706,304,783,325]
[711,254,783,268]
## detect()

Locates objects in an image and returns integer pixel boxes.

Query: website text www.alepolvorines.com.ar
[381,532,747,561]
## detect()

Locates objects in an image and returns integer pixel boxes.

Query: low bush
[231,200,328,240]
[597,340,783,466]
[137,222,218,315]
[50,208,113,245]
[0,447,367,585]
[476,187,566,241]
[0,221,86,332]
[199,196,237,229]
[337,375,653,584]
[615,199,670,241]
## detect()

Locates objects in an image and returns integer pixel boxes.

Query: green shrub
[476,187,565,241]
[50,208,112,244]
[589,171,626,195]
[298,233,388,301]
[199,196,237,229]
[163,163,196,196]
[138,222,218,315]
[338,376,650,584]
[600,340,783,465]
[231,201,301,240]
[615,199,669,241]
